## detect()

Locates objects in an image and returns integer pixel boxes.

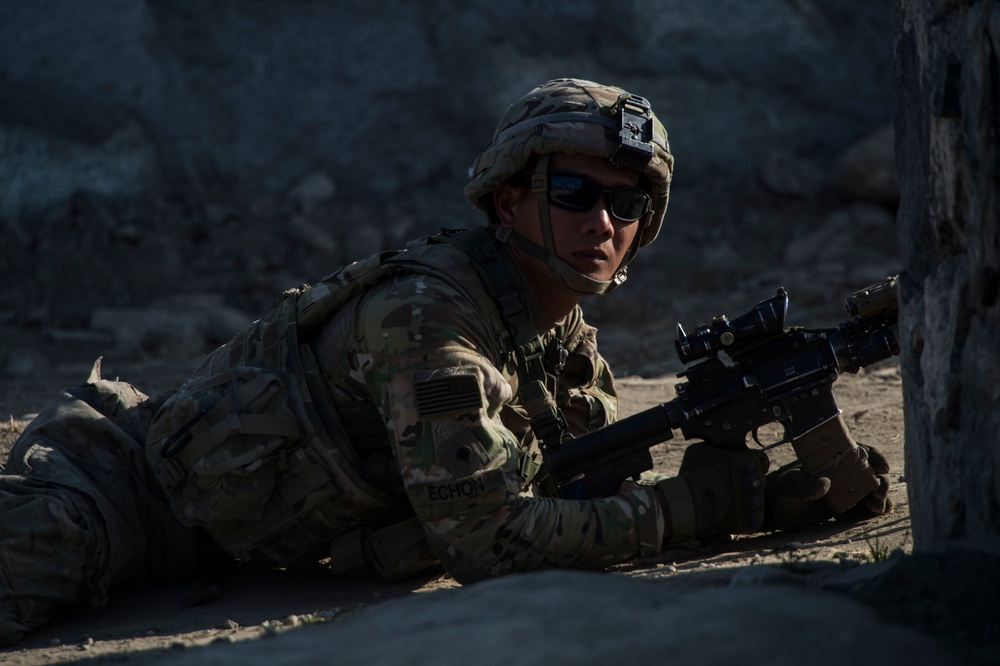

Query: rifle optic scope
[675,289,789,364]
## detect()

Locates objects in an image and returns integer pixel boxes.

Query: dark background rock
[0,1,900,373]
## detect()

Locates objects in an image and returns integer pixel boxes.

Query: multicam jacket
[146,228,664,583]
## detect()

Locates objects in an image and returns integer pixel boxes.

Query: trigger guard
[752,427,789,451]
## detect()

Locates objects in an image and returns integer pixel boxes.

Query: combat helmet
[465,78,674,295]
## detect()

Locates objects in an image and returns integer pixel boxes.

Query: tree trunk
[895,0,1000,548]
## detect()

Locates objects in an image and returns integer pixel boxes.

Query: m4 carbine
[543,276,899,511]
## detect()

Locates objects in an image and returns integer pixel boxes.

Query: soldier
[0,78,891,644]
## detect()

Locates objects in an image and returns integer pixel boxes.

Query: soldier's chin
[567,257,613,281]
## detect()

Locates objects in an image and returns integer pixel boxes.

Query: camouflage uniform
[318,236,664,581]
[0,371,204,644]
[0,78,676,644]
[143,230,664,580]
[0,229,663,644]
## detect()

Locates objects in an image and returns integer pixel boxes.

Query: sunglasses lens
[548,174,599,211]
[609,189,650,222]
[547,173,649,222]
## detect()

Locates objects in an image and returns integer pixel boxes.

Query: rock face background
[0,0,901,376]
[895,1,1000,548]
[0,3,998,661]
[0,1,895,211]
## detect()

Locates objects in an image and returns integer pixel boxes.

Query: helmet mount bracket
[609,93,655,172]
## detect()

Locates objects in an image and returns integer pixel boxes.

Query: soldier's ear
[493,182,521,228]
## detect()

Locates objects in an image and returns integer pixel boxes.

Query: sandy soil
[0,353,928,665]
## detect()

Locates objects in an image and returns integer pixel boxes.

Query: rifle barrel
[546,402,677,483]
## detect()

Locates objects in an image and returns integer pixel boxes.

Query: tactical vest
[145,227,563,577]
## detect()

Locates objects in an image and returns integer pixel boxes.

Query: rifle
[543,276,899,511]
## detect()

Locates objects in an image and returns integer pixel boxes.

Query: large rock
[831,124,899,207]
[162,570,953,666]
[0,1,896,221]
[895,1,1000,547]
[89,295,250,359]
[0,2,905,368]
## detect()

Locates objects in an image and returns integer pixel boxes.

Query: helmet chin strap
[496,228,624,295]
[493,153,635,297]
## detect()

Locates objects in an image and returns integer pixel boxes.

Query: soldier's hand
[762,465,834,532]
[763,442,893,532]
[836,442,893,522]
[658,443,769,538]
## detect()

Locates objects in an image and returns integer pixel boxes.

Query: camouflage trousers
[0,377,205,645]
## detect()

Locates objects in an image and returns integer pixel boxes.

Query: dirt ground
[0,350,932,665]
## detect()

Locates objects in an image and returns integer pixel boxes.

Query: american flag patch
[414,374,483,416]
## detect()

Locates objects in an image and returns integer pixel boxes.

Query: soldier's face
[497,153,643,284]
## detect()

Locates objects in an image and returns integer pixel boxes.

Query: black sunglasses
[547,172,651,222]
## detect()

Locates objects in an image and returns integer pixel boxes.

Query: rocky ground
[0,351,995,665]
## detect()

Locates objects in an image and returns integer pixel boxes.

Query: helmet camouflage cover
[465,78,674,249]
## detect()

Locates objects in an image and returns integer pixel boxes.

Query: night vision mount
[609,93,656,172]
